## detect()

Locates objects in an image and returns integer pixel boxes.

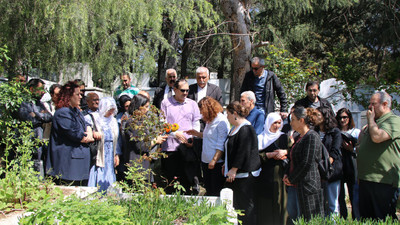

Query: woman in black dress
[224,101,261,225]
[256,112,288,225]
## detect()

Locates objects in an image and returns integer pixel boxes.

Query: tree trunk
[157,45,166,86]
[218,49,225,79]
[220,0,252,101]
[181,32,191,78]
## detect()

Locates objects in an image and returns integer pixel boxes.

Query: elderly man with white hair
[357,91,400,220]
[153,68,178,109]
[188,66,223,105]
[240,91,265,135]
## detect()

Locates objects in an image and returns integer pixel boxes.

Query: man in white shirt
[153,68,177,109]
[187,67,222,105]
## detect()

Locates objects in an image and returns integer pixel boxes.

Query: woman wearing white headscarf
[86,97,121,192]
[255,112,289,225]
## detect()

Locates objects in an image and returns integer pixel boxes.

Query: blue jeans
[325,180,341,217]
[287,186,300,222]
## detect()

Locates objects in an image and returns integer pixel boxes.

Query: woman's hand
[329,157,334,164]
[114,155,120,167]
[81,132,94,143]
[273,149,288,160]
[283,174,293,186]
[342,141,354,152]
[155,135,168,145]
[267,151,278,159]
[185,130,203,138]
[226,168,238,183]
[208,160,216,169]
[93,131,102,140]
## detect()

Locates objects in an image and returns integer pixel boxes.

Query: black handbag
[177,139,199,162]
[88,113,100,163]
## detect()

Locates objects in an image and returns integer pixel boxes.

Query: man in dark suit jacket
[187,66,223,105]
[153,68,177,109]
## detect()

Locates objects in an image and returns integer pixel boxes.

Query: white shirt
[163,85,175,100]
[197,84,208,103]
[202,113,229,163]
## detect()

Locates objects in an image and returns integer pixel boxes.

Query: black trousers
[226,174,257,225]
[359,180,399,221]
[202,162,224,196]
[339,180,359,219]
[161,151,201,194]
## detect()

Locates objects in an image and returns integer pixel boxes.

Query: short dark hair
[74,79,85,87]
[173,78,188,89]
[49,84,62,95]
[305,81,320,91]
[27,78,45,89]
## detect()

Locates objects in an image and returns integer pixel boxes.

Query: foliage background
[0,0,399,107]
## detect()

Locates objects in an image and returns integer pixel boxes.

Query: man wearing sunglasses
[240,57,288,118]
[160,78,202,194]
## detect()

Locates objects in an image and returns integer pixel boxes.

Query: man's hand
[367,107,375,121]
[175,131,187,143]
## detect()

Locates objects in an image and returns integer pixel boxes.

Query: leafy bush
[121,194,231,224]
[0,80,61,212]
[20,194,129,225]
[263,44,321,106]
[21,192,232,224]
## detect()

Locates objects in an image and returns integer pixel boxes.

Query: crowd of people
[16,58,400,224]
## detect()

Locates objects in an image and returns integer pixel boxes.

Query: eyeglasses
[92,99,100,102]
[339,116,349,119]
[179,89,189,93]
[252,67,260,71]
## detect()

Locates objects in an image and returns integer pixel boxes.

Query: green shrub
[294,215,400,225]
[20,194,129,225]
[122,193,231,224]
[0,80,61,212]
[20,192,232,224]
